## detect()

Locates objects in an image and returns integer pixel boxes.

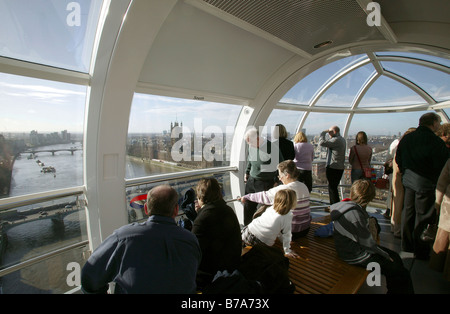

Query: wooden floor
[276,215,368,294]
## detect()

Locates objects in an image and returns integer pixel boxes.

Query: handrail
[0,240,89,278]
[125,165,238,187]
[0,186,85,212]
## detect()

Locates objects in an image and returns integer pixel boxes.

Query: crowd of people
[80,114,449,294]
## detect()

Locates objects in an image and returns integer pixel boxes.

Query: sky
[0,0,449,137]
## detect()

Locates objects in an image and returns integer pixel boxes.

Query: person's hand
[238,197,246,203]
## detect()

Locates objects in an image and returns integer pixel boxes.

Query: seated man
[330,179,414,294]
[81,185,202,294]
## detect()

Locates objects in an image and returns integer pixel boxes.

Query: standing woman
[293,131,314,192]
[348,131,372,183]
[274,124,295,161]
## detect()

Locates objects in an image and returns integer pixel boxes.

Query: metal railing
[125,165,238,187]
[0,240,89,278]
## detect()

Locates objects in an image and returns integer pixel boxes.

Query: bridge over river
[22,148,82,156]
[1,206,82,230]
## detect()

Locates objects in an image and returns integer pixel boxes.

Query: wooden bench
[282,215,368,294]
[243,215,368,294]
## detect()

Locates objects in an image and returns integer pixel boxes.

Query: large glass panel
[347,111,425,138]
[382,62,450,102]
[376,51,450,68]
[358,75,425,107]
[280,54,367,105]
[0,195,88,293]
[315,64,375,107]
[264,109,304,139]
[126,94,242,179]
[0,73,86,198]
[301,112,348,141]
[0,0,104,73]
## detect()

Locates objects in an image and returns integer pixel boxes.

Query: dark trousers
[326,167,344,205]
[243,176,274,225]
[297,170,312,193]
[357,246,414,294]
[402,186,436,259]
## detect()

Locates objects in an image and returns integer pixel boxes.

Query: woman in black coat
[192,177,242,288]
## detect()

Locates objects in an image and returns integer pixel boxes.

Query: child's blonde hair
[350,179,376,208]
[273,189,297,215]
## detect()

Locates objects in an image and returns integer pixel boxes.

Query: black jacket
[192,199,242,276]
[395,125,449,183]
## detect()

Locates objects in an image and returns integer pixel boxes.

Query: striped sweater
[330,200,390,264]
[242,181,311,233]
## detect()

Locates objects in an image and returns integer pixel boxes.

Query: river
[1,143,173,293]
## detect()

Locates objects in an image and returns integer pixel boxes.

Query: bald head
[146,185,179,217]
[328,125,340,137]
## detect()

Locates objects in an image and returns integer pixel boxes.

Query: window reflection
[126,94,242,179]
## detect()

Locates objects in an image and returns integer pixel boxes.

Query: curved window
[358,75,425,107]
[126,93,242,179]
[315,64,375,107]
[302,112,348,138]
[376,51,450,68]
[278,50,450,138]
[264,109,304,139]
[0,0,104,72]
[281,54,366,105]
[381,62,450,102]
[347,111,424,138]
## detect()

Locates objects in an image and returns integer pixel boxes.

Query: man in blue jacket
[81,185,202,294]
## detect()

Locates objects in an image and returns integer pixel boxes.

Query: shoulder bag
[354,145,375,183]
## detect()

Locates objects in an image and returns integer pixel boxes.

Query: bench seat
[278,215,368,294]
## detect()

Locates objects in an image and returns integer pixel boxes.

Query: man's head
[244,126,260,148]
[419,112,441,133]
[350,179,376,208]
[328,125,340,137]
[145,185,179,217]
